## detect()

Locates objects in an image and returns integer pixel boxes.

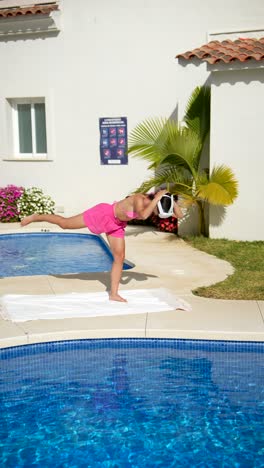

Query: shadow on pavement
[51,271,158,292]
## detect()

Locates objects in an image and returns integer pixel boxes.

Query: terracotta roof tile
[176,38,264,64]
[0,3,58,18]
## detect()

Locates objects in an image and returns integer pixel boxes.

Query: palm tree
[128,86,238,236]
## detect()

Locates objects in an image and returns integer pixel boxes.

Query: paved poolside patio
[0,222,263,348]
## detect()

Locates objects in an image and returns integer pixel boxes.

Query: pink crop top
[113,202,138,220]
[125,211,138,219]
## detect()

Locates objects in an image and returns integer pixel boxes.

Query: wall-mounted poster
[99,117,128,165]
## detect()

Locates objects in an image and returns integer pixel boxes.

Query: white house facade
[177,30,264,241]
[0,0,263,240]
[210,62,264,241]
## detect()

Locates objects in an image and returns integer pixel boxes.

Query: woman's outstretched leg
[106,235,127,302]
[21,213,86,229]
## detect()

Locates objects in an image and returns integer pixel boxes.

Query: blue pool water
[0,339,263,467]
[0,233,132,277]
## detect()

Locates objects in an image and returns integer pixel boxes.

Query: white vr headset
[157,193,174,218]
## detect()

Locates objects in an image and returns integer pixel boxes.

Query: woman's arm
[172,200,184,219]
[134,190,167,220]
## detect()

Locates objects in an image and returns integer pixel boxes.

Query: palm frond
[128,117,171,167]
[129,117,202,174]
[184,85,211,145]
[197,169,209,185]
[135,165,193,199]
[161,127,202,175]
[196,165,239,205]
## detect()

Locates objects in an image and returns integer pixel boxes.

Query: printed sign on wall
[99,117,128,165]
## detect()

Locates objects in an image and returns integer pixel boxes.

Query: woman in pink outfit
[21,190,183,302]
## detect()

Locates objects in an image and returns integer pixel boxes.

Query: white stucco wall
[209,66,264,241]
[0,0,263,237]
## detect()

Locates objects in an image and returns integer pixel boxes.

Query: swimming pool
[0,233,133,277]
[0,339,263,467]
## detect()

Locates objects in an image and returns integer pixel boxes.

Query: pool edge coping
[1,328,264,349]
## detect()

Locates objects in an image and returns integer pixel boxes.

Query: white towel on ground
[0,288,191,322]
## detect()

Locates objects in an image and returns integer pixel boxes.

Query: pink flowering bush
[128,213,178,234]
[0,185,24,222]
[151,214,178,233]
[0,184,55,222]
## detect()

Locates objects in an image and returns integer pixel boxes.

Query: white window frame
[11,97,48,159]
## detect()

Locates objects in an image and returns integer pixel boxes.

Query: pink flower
[0,184,24,222]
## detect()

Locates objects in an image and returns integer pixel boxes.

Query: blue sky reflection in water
[0,339,263,467]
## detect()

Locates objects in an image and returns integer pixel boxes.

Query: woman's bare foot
[21,214,36,227]
[109,293,127,302]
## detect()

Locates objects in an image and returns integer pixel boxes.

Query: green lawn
[184,237,264,300]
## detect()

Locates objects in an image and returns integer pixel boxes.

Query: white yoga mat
[0,288,191,322]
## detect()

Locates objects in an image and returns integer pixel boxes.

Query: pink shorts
[83,203,127,238]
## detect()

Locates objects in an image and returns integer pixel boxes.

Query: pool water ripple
[0,233,132,276]
[0,339,263,467]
